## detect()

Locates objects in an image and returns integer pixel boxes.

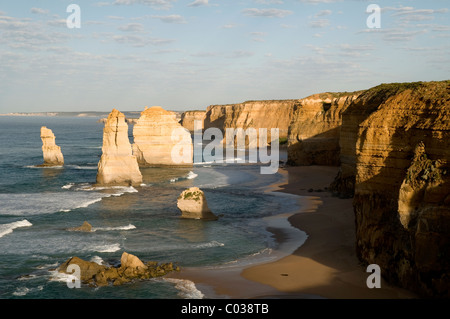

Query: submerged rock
[67,221,92,232]
[96,109,143,186]
[40,126,64,166]
[177,187,218,220]
[58,252,179,287]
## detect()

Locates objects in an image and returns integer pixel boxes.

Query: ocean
[0,116,304,299]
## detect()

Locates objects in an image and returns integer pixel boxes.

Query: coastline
[169,165,418,299]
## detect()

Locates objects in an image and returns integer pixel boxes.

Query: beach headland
[169,165,417,299]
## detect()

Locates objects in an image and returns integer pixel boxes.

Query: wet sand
[170,165,417,299]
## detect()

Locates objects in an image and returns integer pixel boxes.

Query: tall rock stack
[133,106,193,166]
[96,109,142,186]
[40,126,64,166]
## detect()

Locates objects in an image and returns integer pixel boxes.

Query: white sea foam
[91,243,121,253]
[24,165,63,169]
[12,285,43,297]
[90,256,104,265]
[193,241,224,249]
[0,193,107,216]
[164,278,204,299]
[61,183,75,189]
[66,165,98,170]
[49,269,71,283]
[0,220,32,238]
[92,224,136,232]
[187,171,198,180]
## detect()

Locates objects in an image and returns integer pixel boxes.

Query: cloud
[315,10,332,17]
[359,28,427,42]
[118,23,145,32]
[113,0,175,10]
[222,24,238,29]
[151,14,187,24]
[31,8,49,15]
[309,19,330,28]
[297,0,341,3]
[254,0,284,4]
[242,8,293,18]
[228,50,255,58]
[384,6,449,22]
[112,34,175,46]
[188,0,209,7]
[46,19,67,28]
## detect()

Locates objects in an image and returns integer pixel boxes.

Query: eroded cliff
[287,92,361,166]
[181,110,206,132]
[332,81,450,297]
[204,100,296,146]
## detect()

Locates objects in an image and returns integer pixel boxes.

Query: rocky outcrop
[330,81,450,297]
[96,109,143,186]
[181,110,206,132]
[58,252,179,287]
[287,92,361,166]
[132,106,193,166]
[40,126,64,166]
[68,221,92,232]
[177,187,217,220]
[204,100,296,147]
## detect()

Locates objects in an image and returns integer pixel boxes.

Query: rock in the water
[68,221,92,232]
[96,109,143,186]
[177,187,217,220]
[58,256,107,282]
[132,106,193,166]
[120,252,147,270]
[57,252,179,287]
[40,126,64,166]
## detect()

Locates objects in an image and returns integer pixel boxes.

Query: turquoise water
[0,116,299,299]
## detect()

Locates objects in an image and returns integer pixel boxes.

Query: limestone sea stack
[40,126,64,166]
[177,187,217,220]
[96,109,142,186]
[133,106,193,166]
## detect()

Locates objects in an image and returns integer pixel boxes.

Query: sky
[0,0,449,113]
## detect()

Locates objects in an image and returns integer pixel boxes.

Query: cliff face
[333,81,450,297]
[180,111,206,132]
[204,100,296,146]
[40,126,64,166]
[132,106,193,166]
[287,92,361,166]
[96,109,142,186]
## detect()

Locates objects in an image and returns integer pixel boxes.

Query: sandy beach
[170,165,417,299]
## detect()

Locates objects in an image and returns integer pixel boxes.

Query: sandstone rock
[132,106,193,166]
[58,256,106,282]
[204,100,295,147]
[96,109,143,186]
[335,81,450,297]
[287,92,361,166]
[177,187,217,220]
[181,110,206,132]
[58,253,178,287]
[68,221,92,232]
[120,252,147,270]
[40,126,64,166]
